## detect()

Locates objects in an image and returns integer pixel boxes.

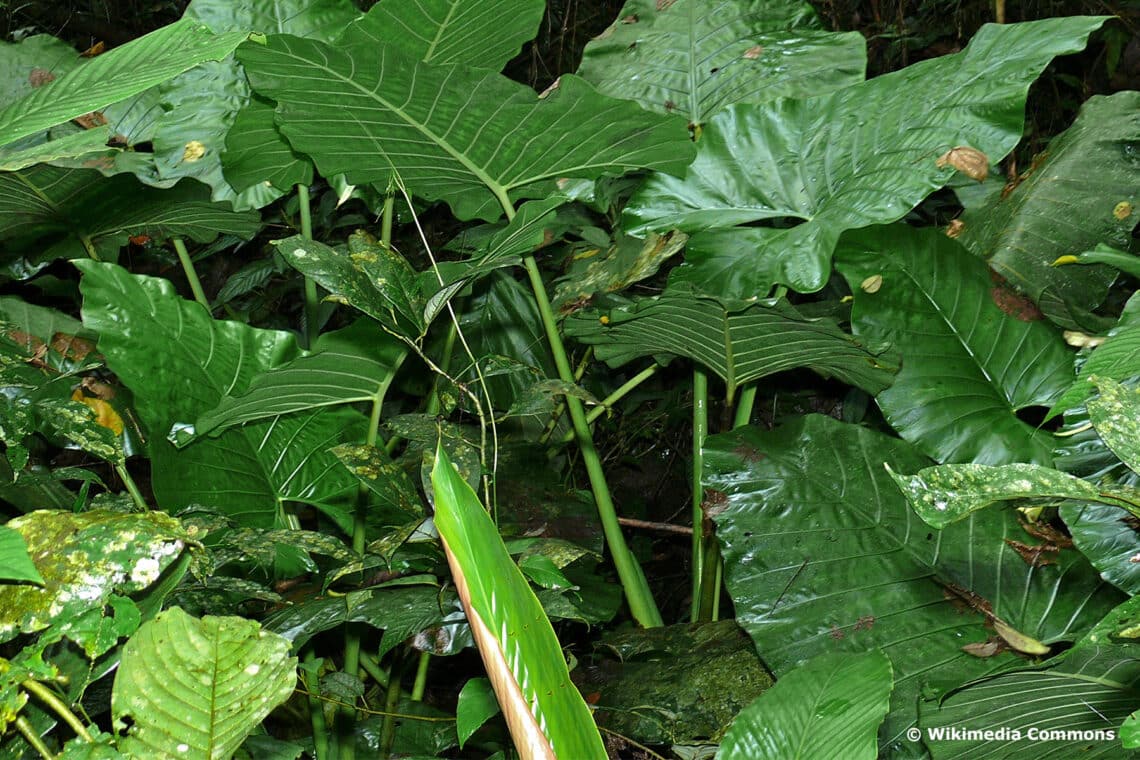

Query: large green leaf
[341,0,545,69]
[835,225,1072,465]
[431,445,607,759]
[78,261,362,528]
[719,650,892,760]
[918,595,1140,758]
[565,292,897,399]
[113,607,296,760]
[113,0,360,209]
[0,19,249,147]
[222,97,313,192]
[238,34,695,221]
[0,166,260,265]
[625,16,1107,297]
[705,415,1122,752]
[1087,377,1140,475]
[577,0,865,124]
[0,525,42,584]
[958,92,1140,329]
[195,319,407,436]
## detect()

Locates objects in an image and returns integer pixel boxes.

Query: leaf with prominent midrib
[78,261,363,528]
[564,293,897,398]
[341,0,545,69]
[195,318,407,437]
[577,0,865,124]
[113,607,296,760]
[625,16,1107,297]
[705,414,1123,751]
[836,225,1073,465]
[238,34,695,221]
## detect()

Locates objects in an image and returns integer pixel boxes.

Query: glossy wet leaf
[0,167,260,265]
[78,261,363,528]
[0,510,188,651]
[958,92,1140,329]
[431,444,607,759]
[0,18,248,147]
[705,415,1122,750]
[223,97,312,192]
[565,292,897,400]
[0,525,43,584]
[341,0,544,69]
[238,33,695,221]
[919,595,1140,758]
[626,16,1107,296]
[887,461,1139,529]
[836,225,1072,465]
[1061,502,1140,596]
[720,650,892,760]
[196,318,407,436]
[1087,377,1140,475]
[577,0,865,124]
[113,607,296,760]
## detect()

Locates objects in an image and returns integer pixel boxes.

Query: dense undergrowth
[0,1,1138,758]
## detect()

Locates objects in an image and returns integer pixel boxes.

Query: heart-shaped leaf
[78,261,363,528]
[705,414,1122,749]
[835,225,1072,465]
[113,607,296,760]
[625,16,1107,297]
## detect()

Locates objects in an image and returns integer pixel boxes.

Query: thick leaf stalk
[521,253,663,627]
